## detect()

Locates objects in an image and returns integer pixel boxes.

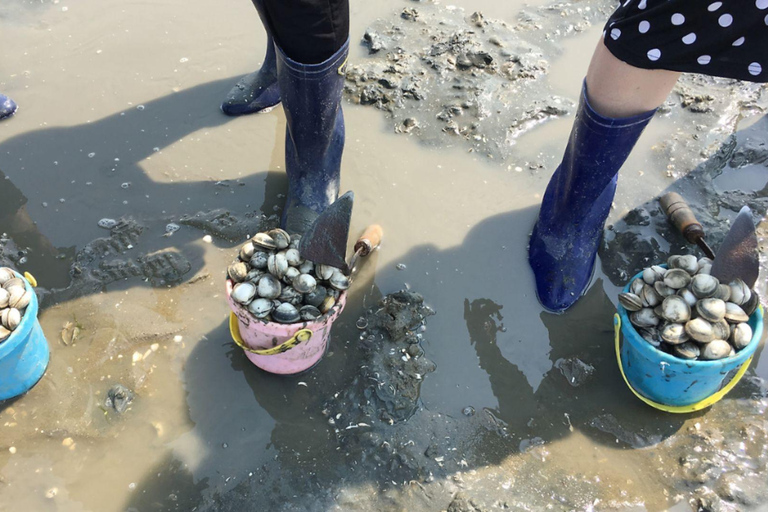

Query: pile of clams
[227,229,349,324]
[0,268,34,343]
[620,255,759,361]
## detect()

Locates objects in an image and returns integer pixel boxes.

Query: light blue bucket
[0,272,50,401]
[615,269,764,412]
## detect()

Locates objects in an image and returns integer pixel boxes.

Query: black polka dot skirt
[603,0,768,82]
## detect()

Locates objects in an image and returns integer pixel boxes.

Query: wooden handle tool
[348,224,383,278]
[659,192,716,259]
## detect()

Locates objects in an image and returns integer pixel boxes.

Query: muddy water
[1,0,767,511]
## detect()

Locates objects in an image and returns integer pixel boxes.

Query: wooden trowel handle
[354,224,383,257]
[660,192,705,244]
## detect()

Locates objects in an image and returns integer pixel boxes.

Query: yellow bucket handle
[229,313,313,356]
[614,313,753,413]
[24,272,37,288]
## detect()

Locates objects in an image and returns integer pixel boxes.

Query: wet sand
[1,0,767,510]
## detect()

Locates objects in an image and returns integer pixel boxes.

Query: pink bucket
[225,279,347,374]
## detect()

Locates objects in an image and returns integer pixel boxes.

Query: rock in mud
[554,357,595,387]
[105,384,134,414]
[344,2,615,160]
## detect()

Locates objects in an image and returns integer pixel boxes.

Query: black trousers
[261,0,349,64]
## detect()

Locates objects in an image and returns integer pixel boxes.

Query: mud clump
[345,1,614,160]
[105,383,134,414]
[179,208,269,242]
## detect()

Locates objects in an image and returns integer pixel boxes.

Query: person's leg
[528,40,679,312]
[221,0,281,116]
[265,0,350,235]
[0,94,17,120]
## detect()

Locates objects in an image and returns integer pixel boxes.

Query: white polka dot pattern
[719,14,733,27]
[603,0,768,83]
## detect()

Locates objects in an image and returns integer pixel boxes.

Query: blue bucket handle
[614,312,755,413]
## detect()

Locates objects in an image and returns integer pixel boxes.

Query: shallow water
[1,0,767,510]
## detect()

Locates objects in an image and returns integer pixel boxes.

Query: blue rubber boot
[221,0,280,116]
[0,94,18,120]
[276,39,349,235]
[529,83,656,312]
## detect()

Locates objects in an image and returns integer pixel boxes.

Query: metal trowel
[710,205,760,288]
[661,192,759,288]
[299,191,354,273]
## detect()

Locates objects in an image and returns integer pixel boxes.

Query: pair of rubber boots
[529,83,656,312]
[222,0,347,236]
[0,94,17,120]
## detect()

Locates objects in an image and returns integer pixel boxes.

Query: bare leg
[585,40,681,118]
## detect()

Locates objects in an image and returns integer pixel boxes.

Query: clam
[285,248,303,267]
[653,304,664,318]
[724,302,749,323]
[640,285,661,307]
[252,232,276,250]
[246,269,265,283]
[1,308,22,331]
[267,229,291,250]
[728,279,751,306]
[697,263,712,275]
[315,264,335,281]
[283,267,300,284]
[304,285,328,308]
[258,274,282,300]
[685,318,715,343]
[696,257,713,272]
[690,274,719,299]
[678,288,698,308]
[248,298,274,319]
[0,325,10,342]
[654,281,675,298]
[300,305,322,321]
[672,342,700,360]
[289,235,301,250]
[661,323,689,345]
[631,278,645,296]
[329,271,350,291]
[742,292,759,317]
[638,327,661,347]
[618,292,643,312]
[267,252,289,279]
[228,262,249,283]
[299,260,314,275]
[239,242,256,262]
[293,274,317,294]
[700,339,731,360]
[250,251,269,270]
[661,296,691,323]
[2,277,24,290]
[713,284,731,302]
[669,254,698,275]
[273,302,300,324]
[319,295,337,314]
[279,286,303,306]
[730,323,753,350]
[231,282,257,305]
[663,269,691,290]
[711,319,731,341]
[630,308,659,328]
[0,289,9,309]
[643,266,666,285]
[696,298,726,323]
[0,267,15,285]
[9,288,32,310]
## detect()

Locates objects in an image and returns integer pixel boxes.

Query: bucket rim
[619,268,764,367]
[226,278,347,328]
[0,270,39,359]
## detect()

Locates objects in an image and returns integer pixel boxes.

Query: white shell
[661,296,691,323]
[250,251,269,270]
[0,289,9,309]
[293,274,317,294]
[643,266,666,285]
[664,269,691,290]
[630,308,659,328]
[661,323,689,345]
[668,254,698,275]
[0,268,15,285]
[1,308,22,331]
[258,275,282,300]
[701,339,731,360]
[730,323,753,350]
[231,282,257,305]
[685,318,715,343]
[248,298,274,319]
[268,252,289,279]
[728,279,751,306]
[239,242,256,262]
[724,302,749,323]
[696,298,726,323]
[285,248,303,267]
[9,288,32,310]
[690,274,719,299]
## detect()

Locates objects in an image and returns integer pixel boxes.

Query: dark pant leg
[262,0,349,64]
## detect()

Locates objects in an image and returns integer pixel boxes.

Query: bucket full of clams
[225,229,349,375]
[0,267,50,401]
[615,255,764,412]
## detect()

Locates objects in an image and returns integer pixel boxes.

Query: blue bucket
[0,272,50,401]
[615,269,764,412]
